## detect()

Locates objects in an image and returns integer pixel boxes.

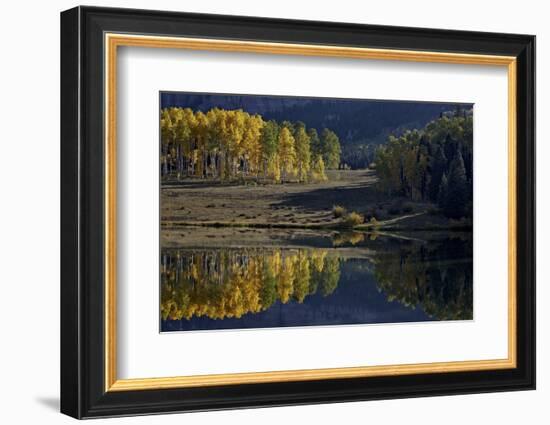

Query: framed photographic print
[60,6,536,419]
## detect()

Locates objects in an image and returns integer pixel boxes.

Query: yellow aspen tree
[311,155,327,181]
[294,125,311,182]
[242,114,264,176]
[226,110,246,178]
[193,111,209,178]
[277,127,296,183]
[206,108,224,178]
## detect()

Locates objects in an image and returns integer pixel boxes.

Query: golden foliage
[160,248,341,321]
[160,107,338,183]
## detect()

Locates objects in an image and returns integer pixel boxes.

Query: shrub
[344,211,364,227]
[368,217,380,228]
[332,205,346,218]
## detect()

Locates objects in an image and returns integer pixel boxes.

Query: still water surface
[160,232,472,332]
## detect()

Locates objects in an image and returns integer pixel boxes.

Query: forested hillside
[161,93,471,170]
[375,110,473,218]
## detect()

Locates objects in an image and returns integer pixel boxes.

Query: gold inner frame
[104,33,517,392]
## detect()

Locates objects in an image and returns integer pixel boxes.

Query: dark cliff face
[160,91,472,145]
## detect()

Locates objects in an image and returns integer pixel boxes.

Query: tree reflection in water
[372,236,472,321]
[160,249,340,322]
[160,235,472,328]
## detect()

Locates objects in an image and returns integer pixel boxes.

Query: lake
[160,231,472,332]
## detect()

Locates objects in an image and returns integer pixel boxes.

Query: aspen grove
[160,107,341,183]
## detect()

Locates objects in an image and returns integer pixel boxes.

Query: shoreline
[161,169,473,236]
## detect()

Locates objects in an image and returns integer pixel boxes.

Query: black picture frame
[61,5,535,419]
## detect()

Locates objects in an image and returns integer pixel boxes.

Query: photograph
[159,92,474,332]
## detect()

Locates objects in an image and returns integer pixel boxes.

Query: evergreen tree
[320,128,341,169]
[308,128,321,158]
[429,145,447,202]
[443,150,468,218]
[437,173,448,208]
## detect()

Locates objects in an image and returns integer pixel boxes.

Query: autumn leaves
[160,107,341,184]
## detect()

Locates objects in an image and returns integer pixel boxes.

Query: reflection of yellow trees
[160,249,341,321]
[332,232,365,247]
[161,239,472,323]
[319,257,341,297]
[373,238,473,320]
